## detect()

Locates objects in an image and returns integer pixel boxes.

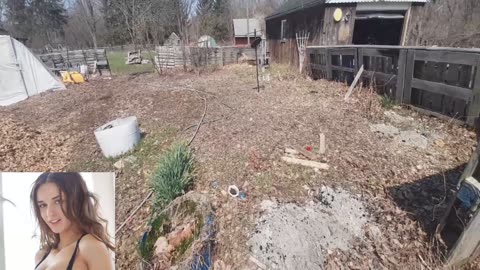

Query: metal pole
[247,1,250,45]
[255,29,260,92]
[0,173,6,270]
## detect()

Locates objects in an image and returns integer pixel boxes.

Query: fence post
[357,48,364,71]
[354,48,359,73]
[395,49,407,104]
[402,49,415,104]
[467,57,480,125]
[220,47,224,67]
[326,48,332,80]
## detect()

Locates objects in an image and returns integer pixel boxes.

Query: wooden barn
[265,0,428,66]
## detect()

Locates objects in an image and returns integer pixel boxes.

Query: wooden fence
[307,45,480,126]
[38,49,110,74]
[155,46,255,69]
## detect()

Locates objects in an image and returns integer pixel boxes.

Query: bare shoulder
[34,248,48,265]
[79,234,113,269]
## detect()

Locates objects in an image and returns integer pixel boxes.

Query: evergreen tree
[198,0,230,42]
[27,0,67,45]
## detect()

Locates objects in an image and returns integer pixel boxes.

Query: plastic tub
[94,116,141,158]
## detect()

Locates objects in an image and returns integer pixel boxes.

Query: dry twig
[116,190,153,235]
[187,96,207,146]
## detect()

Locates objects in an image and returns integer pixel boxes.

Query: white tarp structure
[0,35,65,106]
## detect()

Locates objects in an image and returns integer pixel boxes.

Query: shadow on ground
[387,164,466,237]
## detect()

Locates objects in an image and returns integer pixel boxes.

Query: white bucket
[94,116,141,158]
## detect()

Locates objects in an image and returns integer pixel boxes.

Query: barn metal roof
[266,0,325,20]
[266,0,428,20]
[326,0,427,3]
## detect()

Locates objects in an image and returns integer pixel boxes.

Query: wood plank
[345,65,364,101]
[415,50,478,66]
[311,63,327,71]
[407,105,465,125]
[396,49,407,103]
[358,48,364,71]
[361,48,397,58]
[281,156,329,170]
[363,70,396,82]
[330,48,356,55]
[331,65,355,73]
[326,48,332,80]
[412,78,472,101]
[403,50,415,104]
[467,59,480,125]
[447,208,480,267]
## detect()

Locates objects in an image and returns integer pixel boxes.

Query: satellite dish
[333,8,343,22]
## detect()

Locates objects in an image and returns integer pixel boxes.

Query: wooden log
[281,156,329,170]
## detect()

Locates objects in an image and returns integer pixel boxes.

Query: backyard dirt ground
[1,64,479,269]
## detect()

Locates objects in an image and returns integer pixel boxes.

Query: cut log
[281,156,329,170]
[344,65,364,101]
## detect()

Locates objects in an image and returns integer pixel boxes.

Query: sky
[0,173,113,270]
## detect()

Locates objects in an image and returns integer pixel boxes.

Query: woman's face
[36,182,73,234]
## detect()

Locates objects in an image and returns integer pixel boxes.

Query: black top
[34,234,88,270]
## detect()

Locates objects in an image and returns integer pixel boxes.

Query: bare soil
[1,64,478,269]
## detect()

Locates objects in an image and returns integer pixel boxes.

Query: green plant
[151,143,195,208]
[138,214,170,261]
[381,95,395,110]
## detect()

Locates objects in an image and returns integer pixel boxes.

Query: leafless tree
[407,0,480,48]
[114,0,153,49]
[76,0,100,48]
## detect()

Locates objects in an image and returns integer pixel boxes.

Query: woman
[31,173,114,270]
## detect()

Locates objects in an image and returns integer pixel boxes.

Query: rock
[124,155,137,163]
[396,130,428,149]
[366,225,383,241]
[384,111,414,123]
[434,139,446,147]
[154,237,169,256]
[369,124,400,137]
[114,159,125,169]
[114,155,137,169]
[167,222,195,247]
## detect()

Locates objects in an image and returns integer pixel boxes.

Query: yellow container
[60,71,85,84]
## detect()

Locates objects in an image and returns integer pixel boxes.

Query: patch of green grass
[138,213,170,261]
[151,143,195,208]
[107,51,155,75]
[381,94,395,110]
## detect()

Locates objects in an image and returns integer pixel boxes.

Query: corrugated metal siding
[326,0,427,3]
[233,19,262,37]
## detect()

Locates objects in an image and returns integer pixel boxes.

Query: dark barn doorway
[352,13,404,45]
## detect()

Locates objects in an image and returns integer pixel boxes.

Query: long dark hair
[30,173,114,251]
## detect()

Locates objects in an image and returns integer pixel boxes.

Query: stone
[434,139,446,147]
[154,237,169,256]
[114,155,137,169]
